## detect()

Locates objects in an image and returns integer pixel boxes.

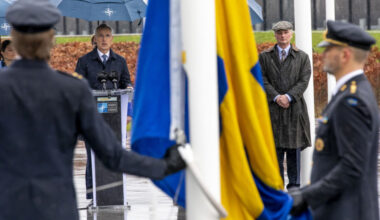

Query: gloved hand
[289,188,308,216]
[163,144,186,176]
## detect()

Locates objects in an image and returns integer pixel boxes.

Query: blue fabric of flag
[131,0,186,207]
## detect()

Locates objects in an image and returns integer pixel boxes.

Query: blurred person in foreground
[0,36,2,63]
[289,20,379,220]
[0,1,185,219]
[0,40,17,68]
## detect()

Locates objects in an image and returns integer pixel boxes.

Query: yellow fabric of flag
[216,0,284,219]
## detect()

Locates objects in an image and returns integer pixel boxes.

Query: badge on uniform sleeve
[317,116,328,124]
[315,138,324,151]
[347,98,358,106]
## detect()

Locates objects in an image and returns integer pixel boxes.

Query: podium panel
[91,89,132,207]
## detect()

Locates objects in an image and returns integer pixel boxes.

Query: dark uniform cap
[5,0,61,34]
[318,20,376,51]
[272,21,293,31]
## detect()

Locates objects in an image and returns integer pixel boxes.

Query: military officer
[289,20,379,220]
[0,1,185,219]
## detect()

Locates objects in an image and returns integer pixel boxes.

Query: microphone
[108,71,119,90]
[97,71,108,90]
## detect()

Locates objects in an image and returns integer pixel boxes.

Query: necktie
[102,54,108,65]
[281,50,286,62]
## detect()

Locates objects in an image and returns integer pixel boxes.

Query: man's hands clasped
[276,94,290,108]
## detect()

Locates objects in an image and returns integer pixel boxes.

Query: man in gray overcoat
[259,21,311,189]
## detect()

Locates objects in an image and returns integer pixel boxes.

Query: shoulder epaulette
[57,71,83,80]
[71,72,83,79]
[340,84,347,92]
[350,81,357,94]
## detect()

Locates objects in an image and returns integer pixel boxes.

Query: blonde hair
[11,29,55,60]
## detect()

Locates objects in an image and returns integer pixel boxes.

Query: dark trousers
[85,142,93,199]
[276,148,300,189]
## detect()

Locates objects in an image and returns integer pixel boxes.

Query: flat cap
[272,21,293,31]
[6,0,61,34]
[318,20,376,51]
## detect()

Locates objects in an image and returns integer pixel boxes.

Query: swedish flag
[216,0,310,219]
[133,0,312,218]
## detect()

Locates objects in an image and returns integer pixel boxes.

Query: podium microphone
[97,71,108,90]
[108,71,119,90]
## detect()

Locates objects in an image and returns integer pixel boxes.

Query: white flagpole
[169,0,185,141]
[181,0,220,219]
[294,0,315,186]
[326,0,336,101]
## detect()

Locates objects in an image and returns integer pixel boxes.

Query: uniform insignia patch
[57,70,83,80]
[350,81,357,94]
[315,138,324,151]
[340,84,347,92]
[71,72,83,80]
[347,98,358,106]
[182,51,187,64]
[317,116,328,124]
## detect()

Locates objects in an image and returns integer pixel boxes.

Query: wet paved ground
[73,132,380,219]
[73,141,179,220]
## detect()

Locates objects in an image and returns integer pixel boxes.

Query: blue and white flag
[131,0,187,207]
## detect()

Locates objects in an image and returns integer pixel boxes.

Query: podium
[90,88,133,208]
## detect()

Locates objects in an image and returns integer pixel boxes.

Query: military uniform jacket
[0,59,167,220]
[75,48,131,90]
[302,74,379,220]
[259,45,311,149]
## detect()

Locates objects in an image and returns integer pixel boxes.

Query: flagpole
[294,0,315,186]
[326,0,336,101]
[181,0,220,219]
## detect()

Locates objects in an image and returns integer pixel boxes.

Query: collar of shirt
[332,69,363,96]
[97,49,110,61]
[276,44,291,59]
